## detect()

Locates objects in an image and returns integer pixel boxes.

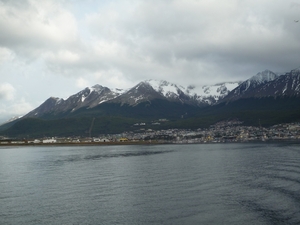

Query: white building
[42,138,57,143]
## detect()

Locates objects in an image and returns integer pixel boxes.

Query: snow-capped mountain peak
[231,70,279,94]
[24,84,125,118]
[90,84,106,93]
[290,67,300,76]
[139,79,241,105]
[145,79,185,99]
[249,70,278,83]
[225,70,278,99]
[211,68,300,102]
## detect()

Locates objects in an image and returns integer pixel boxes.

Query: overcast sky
[1,0,300,123]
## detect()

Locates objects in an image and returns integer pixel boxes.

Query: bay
[0,143,300,224]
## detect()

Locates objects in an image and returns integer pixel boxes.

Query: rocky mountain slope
[222,68,300,102]
[252,68,300,97]
[2,67,300,137]
[15,67,300,120]
[222,70,279,102]
[25,85,124,118]
[23,79,240,119]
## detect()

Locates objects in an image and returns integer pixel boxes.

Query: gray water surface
[1,143,300,224]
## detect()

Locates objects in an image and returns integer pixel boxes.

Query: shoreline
[0,140,166,147]
[1,139,300,147]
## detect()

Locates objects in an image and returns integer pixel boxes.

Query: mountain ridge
[221,70,279,102]
[2,66,300,137]
[23,79,241,119]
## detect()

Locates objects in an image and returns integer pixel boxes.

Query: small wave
[238,199,299,224]
[52,150,173,164]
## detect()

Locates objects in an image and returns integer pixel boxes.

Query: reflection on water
[0,143,300,225]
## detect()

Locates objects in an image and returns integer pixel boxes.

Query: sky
[1,0,300,123]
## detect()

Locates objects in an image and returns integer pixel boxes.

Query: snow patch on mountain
[141,79,241,105]
[1,115,24,125]
[189,82,239,97]
[220,69,300,102]
[112,88,125,94]
[145,80,183,98]
[186,82,241,104]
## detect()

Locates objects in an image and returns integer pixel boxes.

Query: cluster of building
[117,121,300,143]
[1,120,300,145]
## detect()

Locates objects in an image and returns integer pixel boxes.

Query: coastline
[1,139,300,147]
[0,140,165,147]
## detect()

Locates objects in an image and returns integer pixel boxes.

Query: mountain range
[24,79,241,119]
[2,67,300,137]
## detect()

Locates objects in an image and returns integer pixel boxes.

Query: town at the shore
[1,120,300,145]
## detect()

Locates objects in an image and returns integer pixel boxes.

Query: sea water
[1,143,300,224]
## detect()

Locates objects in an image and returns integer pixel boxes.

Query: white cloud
[0,0,80,60]
[0,83,15,101]
[45,50,80,66]
[0,97,33,123]
[81,0,300,85]
[7,97,33,116]
[76,77,90,89]
[1,0,300,121]
[0,47,14,63]
[93,69,133,89]
[3,0,300,86]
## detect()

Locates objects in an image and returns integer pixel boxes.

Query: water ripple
[1,144,300,224]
